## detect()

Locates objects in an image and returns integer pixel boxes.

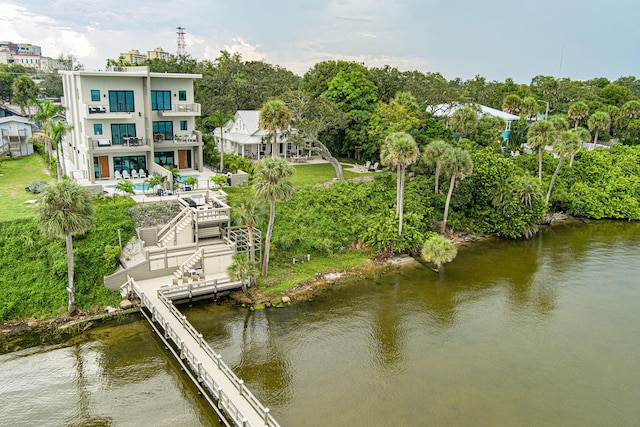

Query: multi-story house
[60,66,203,183]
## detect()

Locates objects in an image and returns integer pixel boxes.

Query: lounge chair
[369,162,378,172]
[114,170,122,179]
[364,160,371,170]
[131,169,139,179]
[122,170,131,179]
[138,169,147,178]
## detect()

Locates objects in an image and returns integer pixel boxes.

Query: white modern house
[214,110,303,159]
[428,102,521,140]
[0,116,34,157]
[60,66,203,183]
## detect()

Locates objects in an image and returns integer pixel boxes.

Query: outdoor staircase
[173,247,204,279]
[158,207,192,247]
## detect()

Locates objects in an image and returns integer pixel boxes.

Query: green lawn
[0,155,53,221]
[291,162,374,186]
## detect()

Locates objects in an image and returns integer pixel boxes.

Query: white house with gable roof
[428,102,520,140]
[214,110,303,160]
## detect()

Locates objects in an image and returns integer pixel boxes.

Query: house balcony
[157,103,201,117]
[86,105,134,119]
[153,133,201,147]
[91,137,151,151]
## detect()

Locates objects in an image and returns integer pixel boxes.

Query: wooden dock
[121,276,279,427]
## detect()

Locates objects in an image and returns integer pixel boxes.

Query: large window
[151,90,171,111]
[113,155,146,173]
[153,121,173,141]
[110,124,136,145]
[91,90,100,102]
[94,124,102,135]
[108,90,134,112]
[154,151,175,168]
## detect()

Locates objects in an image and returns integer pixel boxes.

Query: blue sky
[2,0,639,83]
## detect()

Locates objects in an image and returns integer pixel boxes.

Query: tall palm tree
[232,198,267,263]
[259,99,292,158]
[35,179,95,314]
[421,234,457,273]
[527,120,556,183]
[31,99,65,160]
[253,157,294,276]
[49,120,73,180]
[546,130,580,204]
[568,101,589,129]
[570,126,591,167]
[380,132,419,235]
[449,106,478,142]
[588,111,611,150]
[204,110,234,171]
[11,75,39,116]
[502,94,522,115]
[440,147,473,235]
[422,139,450,194]
[521,96,540,121]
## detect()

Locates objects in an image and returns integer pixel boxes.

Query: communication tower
[177,26,186,56]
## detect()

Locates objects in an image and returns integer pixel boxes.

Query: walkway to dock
[121,275,279,427]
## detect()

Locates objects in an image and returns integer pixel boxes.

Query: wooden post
[216,353,222,369]
[217,386,223,408]
[264,408,270,425]
[181,315,186,328]
[238,379,244,396]
[198,333,203,348]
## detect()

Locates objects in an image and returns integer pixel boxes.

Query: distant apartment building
[120,48,172,64]
[60,66,203,183]
[0,41,59,70]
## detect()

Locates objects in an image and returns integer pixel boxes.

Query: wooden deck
[122,275,279,427]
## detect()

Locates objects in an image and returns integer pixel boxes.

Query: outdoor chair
[114,170,122,180]
[131,169,139,179]
[364,160,371,171]
[138,169,147,178]
[122,170,131,179]
[369,162,378,172]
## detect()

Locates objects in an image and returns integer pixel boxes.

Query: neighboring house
[60,66,203,183]
[213,110,303,159]
[0,116,35,157]
[428,102,520,140]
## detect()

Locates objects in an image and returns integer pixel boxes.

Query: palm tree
[527,120,556,183]
[227,253,260,299]
[588,111,611,150]
[232,198,267,263]
[421,234,457,273]
[568,101,589,129]
[35,179,95,314]
[259,99,292,158]
[570,127,591,167]
[49,120,73,180]
[502,94,522,115]
[422,139,450,194]
[204,110,234,171]
[546,130,580,204]
[521,96,540,121]
[144,175,166,195]
[449,106,478,142]
[440,147,473,235]
[253,157,294,276]
[11,75,39,116]
[380,132,419,235]
[31,99,65,161]
[114,179,135,204]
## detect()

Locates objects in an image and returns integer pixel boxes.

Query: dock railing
[123,277,279,427]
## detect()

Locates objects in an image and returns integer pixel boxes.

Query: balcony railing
[157,103,201,115]
[92,137,150,150]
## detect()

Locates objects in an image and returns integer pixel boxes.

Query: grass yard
[0,155,53,221]
[291,162,374,186]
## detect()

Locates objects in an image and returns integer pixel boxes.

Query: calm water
[2,221,640,426]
